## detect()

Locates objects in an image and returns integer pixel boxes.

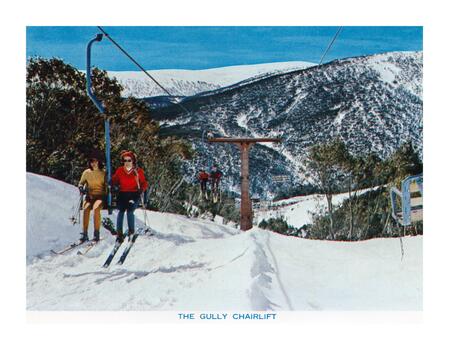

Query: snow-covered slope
[108,61,315,98]
[26,173,83,262]
[254,188,377,229]
[26,173,422,310]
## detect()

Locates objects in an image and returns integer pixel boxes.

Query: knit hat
[120,150,137,165]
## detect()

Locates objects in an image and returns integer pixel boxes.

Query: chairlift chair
[390,174,423,226]
[272,175,289,183]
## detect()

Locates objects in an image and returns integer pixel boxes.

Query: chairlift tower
[208,137,281,231]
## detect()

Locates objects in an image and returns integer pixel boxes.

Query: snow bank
[26,173,422,311]
[26,173,84,262]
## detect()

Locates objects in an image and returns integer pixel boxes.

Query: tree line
[260,138,423,240]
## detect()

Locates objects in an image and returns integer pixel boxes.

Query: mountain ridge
[108,61,315,98]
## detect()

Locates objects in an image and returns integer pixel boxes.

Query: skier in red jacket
[197,169,209,199]
[209,164,223,203]
[210,164,223,193]
[111,150,148,242]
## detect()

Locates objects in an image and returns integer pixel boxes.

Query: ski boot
[79,232,89,243]
[127,230,135,242]
[116,230,124,244]
[93,230,100,242]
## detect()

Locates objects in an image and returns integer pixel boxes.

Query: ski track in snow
[264,232,294,310]
[248,231,294,310]
[26,173,422,311]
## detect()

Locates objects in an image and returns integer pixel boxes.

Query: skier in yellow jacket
[78,153,107,243]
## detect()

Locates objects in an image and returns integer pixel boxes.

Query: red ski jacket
[210,170,223,180]
[198,171,209,181]
[112,166,148,192]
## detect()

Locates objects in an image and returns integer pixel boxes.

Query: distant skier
[78,151,107,243]
[209,164,223,202]
[112,151,148,243]
[197,169,209,199]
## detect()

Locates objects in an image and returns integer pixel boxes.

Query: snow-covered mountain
[150,51,422,198]
[26,173,422,310]
[108,61,315,98]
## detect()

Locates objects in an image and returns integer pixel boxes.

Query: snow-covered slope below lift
[108,61,315,98]
[26,173,422,310]
[254,188,378,229]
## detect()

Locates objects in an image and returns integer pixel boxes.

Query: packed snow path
[26,173,422,310]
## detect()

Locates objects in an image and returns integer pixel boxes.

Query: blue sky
[26,26,422,71]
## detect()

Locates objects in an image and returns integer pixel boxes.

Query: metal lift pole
[86,33,113,214]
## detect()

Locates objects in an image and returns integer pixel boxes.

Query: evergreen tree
[306,138,351,239]
[259,216,297,236]
[384,141,423,185]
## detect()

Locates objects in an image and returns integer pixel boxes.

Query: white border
[2,0,448,348]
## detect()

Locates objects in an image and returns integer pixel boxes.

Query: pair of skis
[51,241,85,255]
[212,191,219,203]
[103,230,136,268]
[199,189,220,203]
[50,238,103,256]
[101,218,152,268]
[50,219,151,267]
[51,231,144,267]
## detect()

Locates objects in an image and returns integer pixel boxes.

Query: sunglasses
[123,158,133,162]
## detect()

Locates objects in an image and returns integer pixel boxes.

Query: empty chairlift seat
[390,174,423,226]
[272,175,289,183]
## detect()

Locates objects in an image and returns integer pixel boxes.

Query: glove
[79,186,86,195]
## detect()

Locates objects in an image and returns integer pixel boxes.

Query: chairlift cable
[277,26,343,137]
[268,27,343,184]
[276,26,343,147]
[97,26,191,116]
[318,26,343,65]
